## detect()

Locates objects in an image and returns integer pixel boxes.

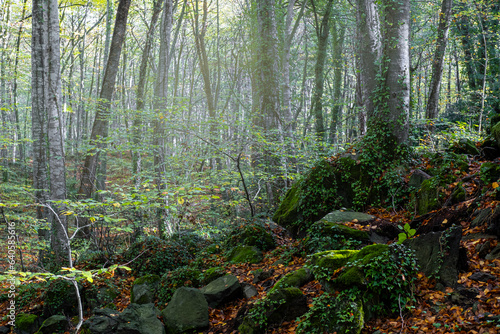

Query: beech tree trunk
[79,0,131,199]
[425,0,453,120]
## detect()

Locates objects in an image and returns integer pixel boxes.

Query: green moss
[228,246,263,264]
[334,267,365,288]
[273,182,302,227]
[133,274,160,286]
[202,267,226,284]
[15,313,38,330]
[225,223,276,251]
[271,268,312,293]
[492,121,500,148]
[416,177,440,215]
[480,162,500,184]
[349,244,389,265]
[321,222,370,241]
[310,250,358,270]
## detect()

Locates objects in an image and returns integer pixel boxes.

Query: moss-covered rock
[38,315,68,334]
[296,293,364,334]
[228,246,263,264]
[305,220,370,253]
[15,313,39,334]
[450,183,466,205]
[162,288,209,333]
[239,287,308,334]
[201,267,226,284]
[309,250,359,274]
[270,268,313,293]
[492,121,500,149]
[225,222,276,251]
[158,267,202,306]
[480,162,500,184]
[131,274,160,305]
[416,177,441,215]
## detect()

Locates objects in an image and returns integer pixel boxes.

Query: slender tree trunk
[79,0,131,199]
[425,0,453,120]
[329,21,345,145]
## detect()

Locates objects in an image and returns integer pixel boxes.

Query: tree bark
[425,0,453,120]
[79,0,131,199]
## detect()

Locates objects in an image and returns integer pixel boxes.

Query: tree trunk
[425,0,453,120]
[79,0,131,199]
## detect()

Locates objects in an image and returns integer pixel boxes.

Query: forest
[1,0,500,332]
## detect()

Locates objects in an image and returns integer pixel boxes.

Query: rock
[471,208,492,228]
[131,274,160,304]
[322,211,375,224]
[480,162,500,184]
[0,326,10,334]
[43,280,81,317]
[486,244,500,260]
[296,293,364,334]
[271,268,313,292]
[228,246,263,264]
[408,169,432,189]
[38,315,68,334]
[476,240,492,258]
[117,303,165,334]
[201,274,242,308]
[305,220,370,253]
[225,223,276,251]
[449,183,466,205]
[252,269,274,283]
[82,308,120,334]
[492,121,500,149]
[405,226,463,287]
[202,267,226,284]
[162,288,209,333]
[448,138,480,156]
[14,313,40,334]
[469,272,497,282]
[416,177,441,215]
[308,249,359,280]
[238,287,308,334]
[485,206,500,237]
[242,283,258,299]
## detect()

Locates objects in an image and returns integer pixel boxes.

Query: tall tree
[32,0,68,264]
[425,0,453,120]
[79,0,132,199]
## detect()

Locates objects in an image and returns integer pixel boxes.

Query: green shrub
[224,221,276,251]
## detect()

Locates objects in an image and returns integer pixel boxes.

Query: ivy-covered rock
[238,287,308,334]
[480,162,500,184]
[15,313,40,334]
[416,177,441,215]
[296,293,364,334]
[305,220,369,253]
[225,222,276,251]
[308,250,359,283]
[228,246,263,264]
[161,288,209,334]
[270,268,313,292]
[131,274,160,305]
[201,275,242,308]
[124,236,193,276]
[157,267,202,307]
[38,315,68,334]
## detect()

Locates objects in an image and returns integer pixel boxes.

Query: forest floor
[1,155,500,333]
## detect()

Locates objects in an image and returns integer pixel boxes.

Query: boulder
[14,313,40,334]
[270,268,313,292]
[238,287,308,334]
[37,315,68,334]
[485,206,500,237]
[201,274,242,307]
[408,169,432,189]
[202,267,226,284]
[228,246,263,264]
[305,220,370,253]
[308,249,359,285]
[131,274,160,305]
[492,121,500,149]
[405,226,463,288]
[83,305,165,334]
[486,245,500,260]
[471,208,492,228]
[242,283,258,299]
[480,162,500,184]
[225,223,276,251]
[252,269,274,283]
[322,211,375,224]
[416,178,441,215]
[296,293,364,334]
[43,280,81,317]
[162,288,209,333]
[117,303,165,334]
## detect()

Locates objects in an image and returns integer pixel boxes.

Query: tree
[32,0,68,264]
[79,0,132,199]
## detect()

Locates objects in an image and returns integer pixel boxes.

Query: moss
[492,121,500,148]
[228,246,263,264]
[270,268,312,293]
[15,313,38,330]
[309,250,359,270]
[416,177,440,215]
[225,223,276,251]
[480,162,500,184]
[320,222,370,241]
[202,267,226,284]
[133,274,160,286]
[272,181,302,227]
[450,183,466,204]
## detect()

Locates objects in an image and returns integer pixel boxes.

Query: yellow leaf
[493,182,499,189]
[178,197,185,205]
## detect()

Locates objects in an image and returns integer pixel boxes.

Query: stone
[405,226,463,287]
[0,327,10,334]
[252,269,274,283]
[201,274,242,308]
[408,169,432,189]
[471,208,492,228]
[14,313,40,334]
[242,283,258,299]
[202,267,226,284]
[416,177,441,215]
[492,121,500,149]
[486,245,500,260]
[225,223,276,251]
[162,287,209,333]
[305,220,370,253]
[485,206,500,237]
[480,162,500,184]
[228,246,263,264]
[469,272,496,282]
[131,274,160,305]
[448,138,480,156]
[38,315,69,334]
[82,308,120,334]
[270,268,313,292]
[322,211,375,224]
[476,240,492,258]
[117,303,165,334]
